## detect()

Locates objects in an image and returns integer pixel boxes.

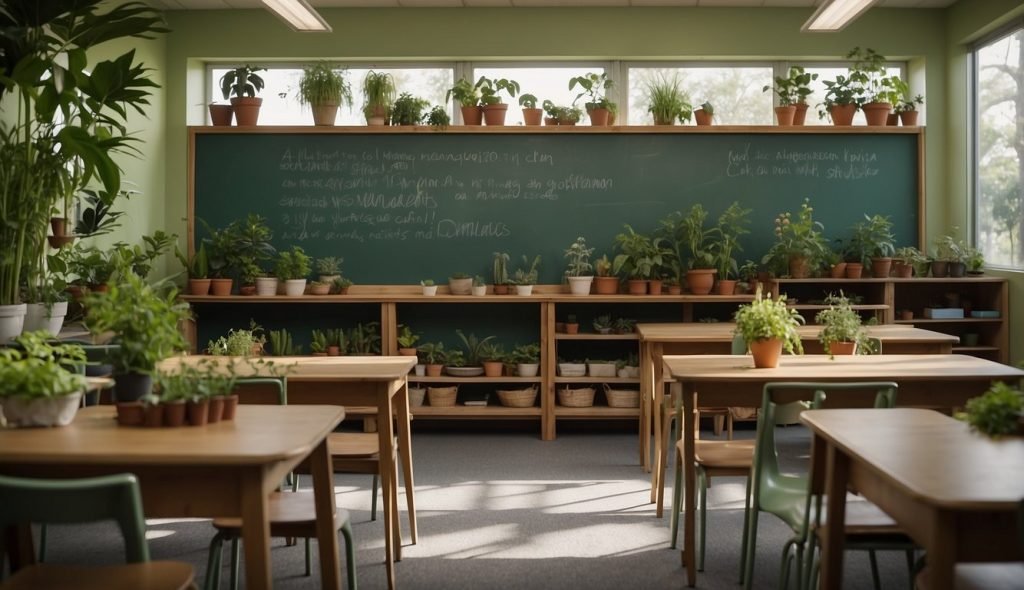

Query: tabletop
[802,408,1024,509]
[157,355,417,382]
[637,323,959,344]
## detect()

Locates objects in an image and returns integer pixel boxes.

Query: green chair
[741,381,913,590]
[0,473,194,589]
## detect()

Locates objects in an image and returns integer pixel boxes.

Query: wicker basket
[497,386,538,408]
[603,384,639,408]
[408,387,427,407]
[558,386,596,408]
[427,386,458,407]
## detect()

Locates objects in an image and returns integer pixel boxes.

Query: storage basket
[427,386,458,407]
[587,362,617,378]
[408,387,427,407]
[603,384,639,408]
[558,386,595,408]
[497,386,538,408]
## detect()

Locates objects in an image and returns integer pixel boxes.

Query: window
[799,65,904,126]
[974,25,1024,268]
[209,66,453,125]
[472,65,608,126]
[628,66,774,125]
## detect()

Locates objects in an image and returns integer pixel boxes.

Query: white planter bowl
[515,285,534,296]
[558,363,586,377]
[23,301,68,337]
[517,363,540,377]
[587,362,617,378]
[422,285,438,296]
[414,364,426,376]
[471,285,487,296]
[1,391,82,427]
[448,277,473,295]
[0,303,27,344]
[567,276,594,296]
[255,277,278,296]
[446,366,484,377]
[283,279,306,296]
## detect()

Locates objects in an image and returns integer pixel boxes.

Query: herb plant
[733,288,805,355]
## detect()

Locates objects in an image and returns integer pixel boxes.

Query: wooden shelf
[555,333,638,340]
[408,376,542,384]
[554,377,639,384]
[897,318,1003,324]
[776,278,891,284]
[790,304,889,311]
[952,346,1001,353]
[554,406,640,418]
[411,405,541,419]
[193,124,923,135]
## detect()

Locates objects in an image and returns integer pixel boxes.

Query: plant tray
[445,366,485,377]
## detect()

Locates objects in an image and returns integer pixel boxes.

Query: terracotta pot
[593,276,619,295]
[871,257,893,278]
[188,278,212,296]
[308,283,331,295]
[208,396,225,423]
[187,399,209,426]
[899,310,913,321]
[565,323,580,335]
[668,285,683,295]
[717,279,737,295]
[829,263,848,279]
[311,103,339,126]
[930,260,948,278]
[861,102,892,127]
[230,97,262,126]
[328,346,341,356]
[88,283,109,294]
[47,235,76,249]
[238,285,256,296]
[647,279,663,295]
[774,105,796,126]
[588,107,610,127]
[793,102,810,126]
[544,117,558,126]
[221,394,239,420]
[482,103,508,126]
[492,284,509,295]
[210,278,233,296]
[788,256,810,279]
[460,105,483,125]
[555,322,566,333]
[886,113,900,126]
[829,104,857,126]
[163,401,186,427]
[50,217,69,237]
[398,348,417,356]
[899,111,919,126]
[627,280,648,295]
[208,104,233,126]
[482,361,503,377]
[892,262,913,278]
[116,402,144,426]
[686,269,716,295]
[749,338,783,369]
[522,108,543,126]
[425,364,443,377]
[828,341,857,356]
[694,109,713,126]
[845,263,864,279]
[143,404,164,428]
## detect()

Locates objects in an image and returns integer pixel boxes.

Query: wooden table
[0,405,344,590]
[158,355,417,590]
[636,323,959,471]
[802,408,1024,590]
[659,354,1024,587]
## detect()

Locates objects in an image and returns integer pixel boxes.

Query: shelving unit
[182,276,1008,439]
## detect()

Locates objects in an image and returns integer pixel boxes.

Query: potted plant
[0,1,166,342]
[555,105,583,126]
[310,330,329,356]
[564,237,595,296]
[815,293,867,357]
[226,214,276,296]
[362,70,397,126]
[316,257,343,283]
[817,74,861,126]
[421,279,437,296]
[614,317,637,335]
[592,314,613,335]
[391,92,430,126]
[331,277,353,295]
[542,100,560,126]
[307,280,330,295]
[220,65,265,126]
[511,343,541,377]
[892,246,924,278]
[84,272,190,402]
[713,203,751,295]
[895,93,924,126]
[694,101,714,126]
[848,47,905,127]
[425,106,450,129]
[472,275,487,296]
[850,214,896,277]
[274,246,311,296]
[324,329,345,356]
[417,342,446,376]
[175,243,211,296]
[733,288,805,368]
[644,73,692,125]
[451,330,495,375]
[267,328,301,356]
[0,333,88,427]
[765,199,828,278]
[447,77,484,125]
[20,273,69,337]
[613,225,663,295]
[569,72,615,126]
[493,251,511,295]
[965,245,985,275]
[764,66,819,125]
[962,382,1023,437]
[478,341,506,377]
[565,313,580,335]
[298,62,352,126]
[512,255,541,296]
[593,254,619,295]
[207,322,266,357]
[397,325,420,356]
[519,94,543,126]
[448,272,473,296]
[477,76,520,126]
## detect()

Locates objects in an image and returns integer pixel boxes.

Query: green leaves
[734,289,805,355]
[963,382,1023,437]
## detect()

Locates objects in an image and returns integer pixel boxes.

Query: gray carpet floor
[33,424,915,589]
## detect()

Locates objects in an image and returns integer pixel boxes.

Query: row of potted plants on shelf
[406,382,639,409]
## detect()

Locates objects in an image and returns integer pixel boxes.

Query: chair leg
[371,474,379,522]
[869,549,881,590]
[669,448,683,549]
[38,524,46,562]
[697,469,708,572]
[742,501,760,590]
[305,538,312,576]
[778,539,795,590]
[727,414,734,441]
[229,538,240,590]
[341,519,358,590]
[739,476,753,585]
[905,550,916,590]
[205,531,226,590]
[713,414,724,437]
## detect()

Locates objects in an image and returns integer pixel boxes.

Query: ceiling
[153,0,956,9]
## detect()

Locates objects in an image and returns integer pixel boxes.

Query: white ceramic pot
[414,364,426,377]
[283,279,306,296]
[567,276,594,296]
[517,363,540,377]
[515,285,534,296]
[558,362,586,377]
[422,285,438,296]
[255,277,278,296]
[617,366,640,379]
[1,391,82,427]
[0,303,27,343]
[471,285,487,296]
[22,301,68,337]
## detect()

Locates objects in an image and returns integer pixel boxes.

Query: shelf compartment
[554,377,640,384]
[411,406,541,418]
[896,318,1003,324]
[408,376,542,384]
[555,406,640,419]
[554,333,639,340]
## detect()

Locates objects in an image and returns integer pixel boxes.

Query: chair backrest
[731,333,747,355]
[233,376,288,405]
[0,473,150,564]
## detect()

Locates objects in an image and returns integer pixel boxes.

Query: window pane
[628,67,773,125]
[975,28,1024,268]
[473,66,606,126]
[802,66,904,126]
[210,67,453,125]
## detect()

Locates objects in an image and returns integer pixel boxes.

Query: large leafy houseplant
[733,288,804,368]
[569,72,615,125]
[298,62,352,126]
[764,199,828,278]
[962,382,1023,437]
[0,0,166,319]
[713,202,752,287]
[849,214,896,277]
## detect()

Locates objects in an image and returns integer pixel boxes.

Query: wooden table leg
[239,469,273,590]
[650,343,665,509]
[682,383,697,587]
[310,437,343,590]
[639,340,652,472]
[819,443,850,590]
[922,510,956,590]
[378,387,398,590]
[396,380,418,544]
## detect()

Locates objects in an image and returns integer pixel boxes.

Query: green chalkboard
[191,128,921,284]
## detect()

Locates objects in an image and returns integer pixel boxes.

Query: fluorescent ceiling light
[262,0,331,32]
[802,0,878,32]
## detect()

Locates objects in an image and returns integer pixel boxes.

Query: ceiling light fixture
[261,0,331,32]
[802,0,879,32]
